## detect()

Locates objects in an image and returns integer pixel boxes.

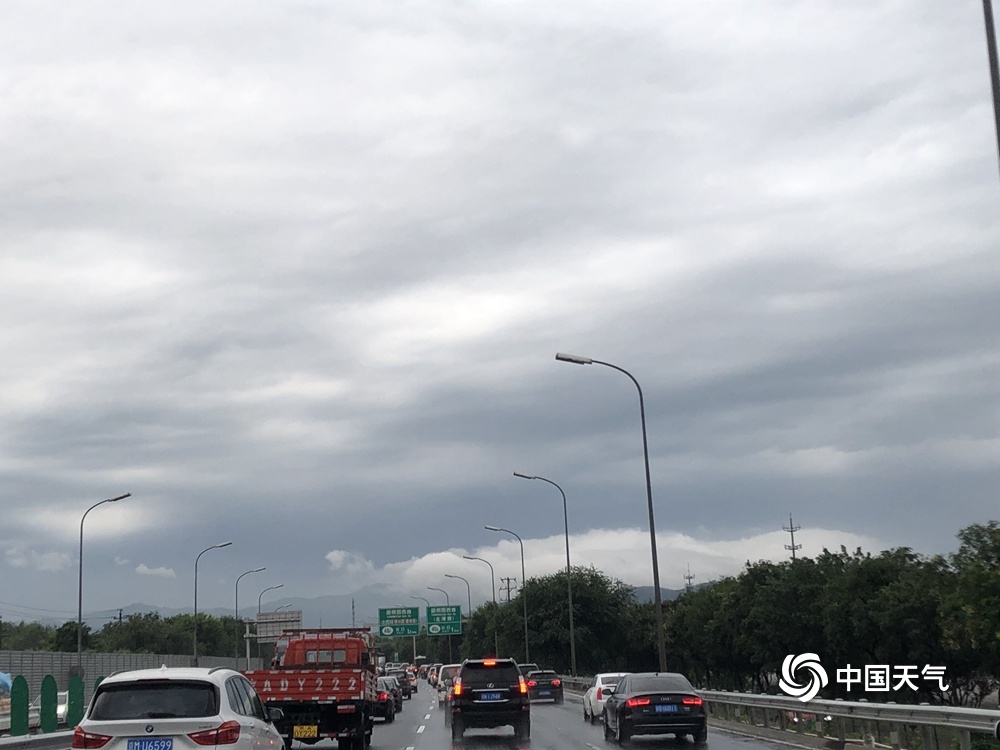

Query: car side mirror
[267,707,284,723]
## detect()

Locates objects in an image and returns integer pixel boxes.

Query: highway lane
[361,685,810,750]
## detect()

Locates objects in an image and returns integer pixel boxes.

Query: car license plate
[540,691,550,696]
[479,692,504,701]
[128,740,173,750]
[655,704,678,713]
[293,725,319,738]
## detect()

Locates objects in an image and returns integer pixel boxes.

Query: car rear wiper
[143,712,180,718]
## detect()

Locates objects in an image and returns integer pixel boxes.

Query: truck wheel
[283,738,293,750]
[451,720,463,743]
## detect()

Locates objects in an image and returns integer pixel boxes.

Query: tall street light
[512,472,576,676]
[485,525,529,663]
[463,556,499,656]
[236,567,265,668]
[412,595,432,664]
[78,493,131,673]
[193,541,232,666]
[556,351,666,671]
[984,0,1000,178]
[444,574,472,615]
[257,584,283,662]
[427,588,452,662]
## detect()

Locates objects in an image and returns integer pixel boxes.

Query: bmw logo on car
[145,726,154,734]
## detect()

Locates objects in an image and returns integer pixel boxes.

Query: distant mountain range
[56,581,714,630]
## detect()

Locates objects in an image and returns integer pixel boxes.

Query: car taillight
[73,727,112,749]
[453,679,462,696]
[527,680,537,687]
[189,720,241,746]
[552,679,561,687]
[484,660,496,666]
[683,696,703,706]
[378,692,388,700]
[519,677,527,695]
[626,697,651,708]
[596,687,603,700]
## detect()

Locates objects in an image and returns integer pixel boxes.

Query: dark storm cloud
[0,0,997,616]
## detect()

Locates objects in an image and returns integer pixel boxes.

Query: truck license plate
[293,725,319,738]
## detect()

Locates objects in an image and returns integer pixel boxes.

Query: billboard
[256,610,303,641]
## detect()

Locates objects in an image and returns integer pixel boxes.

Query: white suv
[72,667,283,750]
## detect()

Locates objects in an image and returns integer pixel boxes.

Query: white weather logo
[779,653,829,702]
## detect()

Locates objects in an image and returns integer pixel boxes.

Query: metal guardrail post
[959,728,971,750]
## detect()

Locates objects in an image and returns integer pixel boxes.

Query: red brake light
[626,697,651,708]
[527,680,537,687]
[552,679,561,687]
[189,720,241,746]
[519,677,527,694]
[596,687,603,700]
[683,696,703,706]
[73,727,112,749]
[378,692,388,700]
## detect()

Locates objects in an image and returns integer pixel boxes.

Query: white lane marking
[416,725,426,734]
[586,745,601,750]
[424,714,431,720]
[406,747,415,750]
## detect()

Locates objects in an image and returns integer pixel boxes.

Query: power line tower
[499,577,517,602]
[683,565,695,593]
[784,514,802,560]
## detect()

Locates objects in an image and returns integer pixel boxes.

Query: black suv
[388,669,413,699]
[450,658,530,742]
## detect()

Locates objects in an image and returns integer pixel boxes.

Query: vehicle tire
[283,737,293,750]
[584,703,590,722]
[387,709,395,724]
[555,694,564,705]
[451,720,463,743]
[589,703,598,725]
[616,718,630,745]
[603,712,613,741]
[514,716,530,741]
[693,724,708,745]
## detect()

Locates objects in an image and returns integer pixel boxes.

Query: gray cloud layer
[1,0,997,619]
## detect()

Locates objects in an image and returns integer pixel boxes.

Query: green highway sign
[426,605,462,636]
[378,607,420,637]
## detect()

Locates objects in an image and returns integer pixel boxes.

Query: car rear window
[629,675,695,694]
[90,681,219,720]
[461,661,521,685]
[439,666,461,681]
[601,676,623,687]
[529,671,557,678]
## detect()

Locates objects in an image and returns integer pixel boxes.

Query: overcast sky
[1,0,998,625]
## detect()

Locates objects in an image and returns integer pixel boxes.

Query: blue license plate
[128,740,173,750]
[479,692,504,701]
[539,691,550,695]
[655,704,678,713]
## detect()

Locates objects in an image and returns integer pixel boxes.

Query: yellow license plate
[293,726,318,739]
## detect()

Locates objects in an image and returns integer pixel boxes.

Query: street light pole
[463,556,499,656]
[236,567,265,668]
[274,603,292,612]
[512,472,576,676]
[485,525,529,663]
[193,541,233,666]
[78,493,130,673]
[444,574,472,615]
[412,596,432,664]
[427,588,452,662]
[983,0,1000,178]
[556,351,667,672]
[257,584,283,663]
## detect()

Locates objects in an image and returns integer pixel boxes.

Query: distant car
[525,670,563,703]
[383,676,403,711]
[388,669,413,699]
[450,658,530,742]
[435,664,462,722]
[583,672,628,723]
[429,663,444,687]
[517,663,539,676]
[374,677,396,723]
[72,667,284,750]
[602,671,707,745]
[30,691,69,725]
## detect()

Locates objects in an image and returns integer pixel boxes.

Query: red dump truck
[244,628,377,750]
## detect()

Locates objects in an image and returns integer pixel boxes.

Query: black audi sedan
[602,672,707,745]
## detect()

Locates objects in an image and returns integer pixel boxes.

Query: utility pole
[499,577,517,602]
[118,609,123,625]
[983,0,1000,179]
[351,598,355,629]
[683,565,695,593]
[784,514,802,560]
